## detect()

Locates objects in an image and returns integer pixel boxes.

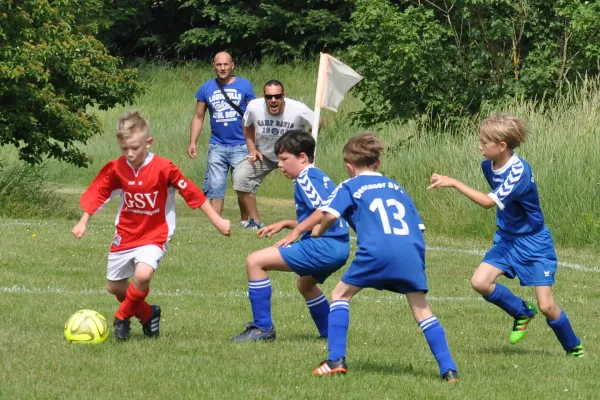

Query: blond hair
[479,113,528,149]
[116,111,149,140]
[343,132,384,168]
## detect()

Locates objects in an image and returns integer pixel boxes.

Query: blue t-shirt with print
[195,77,256,146]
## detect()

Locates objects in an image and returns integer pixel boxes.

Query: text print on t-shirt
[256,119,295,136]
[209,90,241,122]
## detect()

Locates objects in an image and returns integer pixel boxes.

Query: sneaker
[510,301,537,344]
[239,220,250,228]
[231,322,276,342]
[566,344,584,359]
[113,317,131,341]
[314,358,348,376]
[245,218,265,230]
[141,305,161,338]
[441,370,460,382]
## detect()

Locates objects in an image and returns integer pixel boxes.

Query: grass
[0,195,599,399]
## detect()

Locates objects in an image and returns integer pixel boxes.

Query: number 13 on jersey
[369,198,410,235]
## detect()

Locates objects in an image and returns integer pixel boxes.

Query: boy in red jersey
[72,111,231,340]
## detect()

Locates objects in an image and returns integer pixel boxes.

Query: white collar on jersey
[491,154,519,175]
[127,152,154,174]
[299,164,314,175]
[357,171,382,176]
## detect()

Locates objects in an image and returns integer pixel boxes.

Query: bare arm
[428,173,496,209]
[199,200,231,236]
[72,212,91,239]
[312,212,338,238]
[257,219,298,239]
[273,209,323,247]
[188,102,207,159]
[243,122,262,165]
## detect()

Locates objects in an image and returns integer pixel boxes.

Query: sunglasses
[264,94,283,100]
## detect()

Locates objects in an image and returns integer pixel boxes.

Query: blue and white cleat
[231,322,276,342]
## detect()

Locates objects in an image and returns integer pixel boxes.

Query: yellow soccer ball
[64,310,110,344]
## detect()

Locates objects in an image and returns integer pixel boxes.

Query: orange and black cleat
[441,370,460,383]
[314,358,348,376]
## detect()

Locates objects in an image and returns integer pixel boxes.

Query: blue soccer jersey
[295,165,349,240]
[321,172,428,293]
[482,154,545,236]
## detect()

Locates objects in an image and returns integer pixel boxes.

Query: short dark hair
[264,80,285,93]
[274,129,315,162]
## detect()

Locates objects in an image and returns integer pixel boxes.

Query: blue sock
[419,316,457,376]
[306,293,329,338]
[248,278,272,330]
[327,300,350,361]
[547,310,580,351]
[483,283,531,318]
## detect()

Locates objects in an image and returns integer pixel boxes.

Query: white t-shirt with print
[243,98,314,162]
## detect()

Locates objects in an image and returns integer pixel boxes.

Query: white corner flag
[311,53,363,144]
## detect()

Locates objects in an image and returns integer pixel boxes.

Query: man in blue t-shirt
[188,51,256,226]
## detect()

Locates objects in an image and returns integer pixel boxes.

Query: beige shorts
[106,245,164,281]
[232,157,279,194]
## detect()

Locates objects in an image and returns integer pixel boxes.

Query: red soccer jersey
[80,153,206,252]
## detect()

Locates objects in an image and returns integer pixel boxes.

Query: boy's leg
[297,276,329,338]
[314,281,361,376]
[473,262,535,344]
[111,263,154,340]
[232,247,292,342]
[536,286,583,357]
[406,292,458,381]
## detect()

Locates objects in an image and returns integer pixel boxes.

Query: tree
[0,0,143,167]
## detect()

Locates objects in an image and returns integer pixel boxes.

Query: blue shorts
[203,143,247,199]
[279,236,350,284]
[341,253,429,294]
[482,227,557,286]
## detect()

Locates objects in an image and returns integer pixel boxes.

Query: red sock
[136,302,152,324]
[115,283,149,320]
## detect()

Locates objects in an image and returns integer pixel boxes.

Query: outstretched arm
[428,173,496,209]
[273,210,323,247]
[199,201,231,236]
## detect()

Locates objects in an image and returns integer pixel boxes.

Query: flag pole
[312,53,329,163]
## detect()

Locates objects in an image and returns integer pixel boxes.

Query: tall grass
[1,60,597,246]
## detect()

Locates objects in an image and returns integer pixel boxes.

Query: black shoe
[231,322,276,342]
[113,317,131,341]
[313,357,348,376]
[441,370,459,382]
[141,305,161,338]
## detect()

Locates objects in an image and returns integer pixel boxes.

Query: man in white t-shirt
[233,80,318,228]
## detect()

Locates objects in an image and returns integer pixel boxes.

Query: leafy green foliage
[0,0,143,167]
[345,0,600,124]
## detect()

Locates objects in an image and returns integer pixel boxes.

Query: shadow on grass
[480,345,555,357]
[353,360,434,379]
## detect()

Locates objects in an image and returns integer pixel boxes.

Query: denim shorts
[203,143,248,199]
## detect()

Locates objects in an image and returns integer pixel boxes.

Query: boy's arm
[71,212,91,239]
[312,212,338,238]
[273,210,322,247]
[428,173,496,208]
[257,219,297,239]
[199,201,231,236]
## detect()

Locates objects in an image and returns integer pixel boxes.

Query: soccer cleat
[231,322,276,342]
[245,218,265,230]
[510,302,537,344]
[314,358,348,376]
[441,370,460,382]
[113,317,131,341]
[141,305,161,338]
[566,344,584,359]
[239,220,250,228]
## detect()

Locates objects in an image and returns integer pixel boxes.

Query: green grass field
[0,195,598,399]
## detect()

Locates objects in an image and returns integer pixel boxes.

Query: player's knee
[245,253,263,272]
[537,300,558,317]
[470,275,490,295]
